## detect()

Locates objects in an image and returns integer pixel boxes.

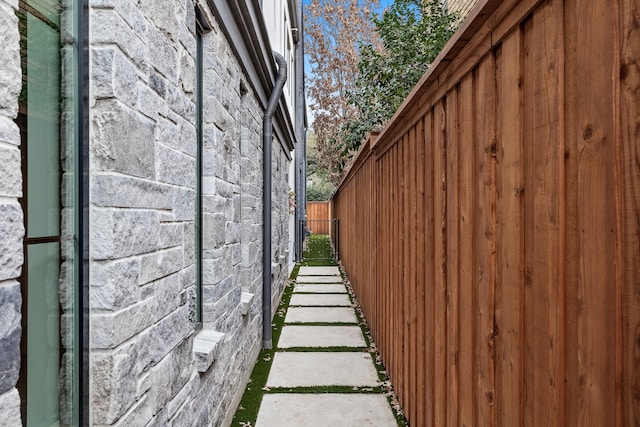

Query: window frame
[195,6,211,328]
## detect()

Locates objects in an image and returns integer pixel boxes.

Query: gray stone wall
[271,141,291,311]
[198,12,291,425]
[89,0,198,424]
[240,89,263,301]
[0,0,24,425]
[89,0,291,426]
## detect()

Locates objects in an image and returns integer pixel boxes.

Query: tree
[342,0,459,154]
[306,131,336,201]
[305,0,380,185]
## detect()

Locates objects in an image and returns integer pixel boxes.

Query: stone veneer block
[92,100,156,179]
[0,147,21,197]
[284,307,358,324]
[277,326,366,348]
[297,266,340,276]
[296,275,343,284]
[0,4,21,119]
[0,282,21,394]
[266,352,380,388]
[0,203,24,282]
[193,330,225,373]
[256,394,397,427]
[289,294,351,307]
[240,292,254,316]
[0,389,21,427]
[293,284,346,294]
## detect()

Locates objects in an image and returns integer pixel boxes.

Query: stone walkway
[254,266,398,427]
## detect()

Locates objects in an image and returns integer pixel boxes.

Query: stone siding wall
[89,0,199,423]
[89,1,290,426]
[271,141,291,311]
[0,0,24,425]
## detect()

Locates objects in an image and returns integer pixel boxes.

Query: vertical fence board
[523,3,563,424]
[433,100,448,426]
[619,0,640,423]
[446,88,460,427]
[401,137,410,415]
[379,157,387,375]
[495,27,524,426]
[392,144,400,400]
[474,54,497,427]
[564,0,618,424]
[458,74,475,427]
[423,110,436,426]
[415,117,427,427]
[384,148,391,390]
[408,127,418,424]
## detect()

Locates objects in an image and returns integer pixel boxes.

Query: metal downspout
[295,0,306,262]
[263,51,287,349]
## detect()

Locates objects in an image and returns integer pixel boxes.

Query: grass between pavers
[291,290,347,294]
[283,322,359,326]
[300,234,339,266]
[264,385,385,393]
[231,236,408,427]
[276,346,367,352]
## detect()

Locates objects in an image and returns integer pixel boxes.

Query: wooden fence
[306,201,331,234]
[330,0,640,425]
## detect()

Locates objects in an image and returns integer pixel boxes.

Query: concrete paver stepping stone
[255,394,397,427]
[284,307,358,323]
[293,283,347,293]
[289,293,352,307]
[278,325,366,348]
[296,275,343,283]
[298,266,341,276]
[266,352,380,387]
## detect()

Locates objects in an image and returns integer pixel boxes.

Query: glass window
[16,0,82,425]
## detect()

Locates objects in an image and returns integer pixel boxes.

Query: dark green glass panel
[26,242,61,427]
[30,0,62,26]
[26,11,61,238]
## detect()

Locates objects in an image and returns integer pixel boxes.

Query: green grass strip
[292,293,346,295]
[277,346,368,352]
[263,385,385,394]
[301,234,338,264]
[288,305,353,308]
[283,322,359,326]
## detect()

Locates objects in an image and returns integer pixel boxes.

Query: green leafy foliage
[306,131,337,200]
[306,184,335,201]
[341,0,459,155]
